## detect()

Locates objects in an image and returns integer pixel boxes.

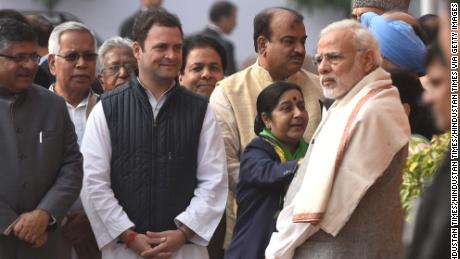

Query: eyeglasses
[101,63,137,75]
[0,53,41,64]
[313,50,363,66]
[55,52,98,62]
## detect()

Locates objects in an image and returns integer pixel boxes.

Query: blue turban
[361,12,426,75]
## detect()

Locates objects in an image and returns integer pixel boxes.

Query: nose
[118,65,129,78]
[75,55,88,68]
[201,67,211,79]
[294,41,306,56]
[317,58,331,75]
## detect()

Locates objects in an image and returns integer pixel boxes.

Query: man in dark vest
[0,18,83,259]
[81,8,228,259]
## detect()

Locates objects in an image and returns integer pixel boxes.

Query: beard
[320,61,364,100]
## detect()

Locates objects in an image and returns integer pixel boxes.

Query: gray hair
[48,21,97,54]
[320,19,382,66]
[97,36,133,73]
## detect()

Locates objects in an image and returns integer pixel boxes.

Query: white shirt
[49,85,89,146]
[80,84,228,259]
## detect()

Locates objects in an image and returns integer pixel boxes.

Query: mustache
[16,68,35,77]
[320,75,337,84]
[289,53,305,60]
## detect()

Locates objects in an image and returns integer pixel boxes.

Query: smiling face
[49,30,96,96]
[316,30,367,100]
[263,89,309,151]
[258,10,307,81]
[133,25,182,86]
[179,46,224,97]
[0,41,38,93]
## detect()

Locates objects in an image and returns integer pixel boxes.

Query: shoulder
[175,85,208,105]
[100,80,134,101]
[243,137,276,157]
[216,65,253,90]
[292,69,322,94]
[30,84,65,106]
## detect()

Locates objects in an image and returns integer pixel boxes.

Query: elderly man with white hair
[265,19,411,259]
[47,21,100,259]
[97,37,137,92]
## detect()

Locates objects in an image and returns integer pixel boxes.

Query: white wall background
[1,0,424,68]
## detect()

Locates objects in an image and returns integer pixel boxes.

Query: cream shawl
[292,68,410,236]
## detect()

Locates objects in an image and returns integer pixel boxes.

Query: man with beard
[0,18,82,259]
[265,19,410,259]
[209,7,322,248]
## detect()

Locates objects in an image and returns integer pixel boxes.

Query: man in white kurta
[80,8,227,259]
[265,19,410,259]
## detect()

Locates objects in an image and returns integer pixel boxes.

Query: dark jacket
[225,137,298,259]
[201,26,237,76]
[101,79,208,233]
[0,84,83,259]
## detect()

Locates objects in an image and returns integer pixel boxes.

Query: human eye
[64,52,79,61]
[190,65,203,72]
[297,102,306,111]
[282,37,295,46]
[327,53,342,63]
[313,55,322,66]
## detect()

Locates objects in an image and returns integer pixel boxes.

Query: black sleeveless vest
[101,79,208,233]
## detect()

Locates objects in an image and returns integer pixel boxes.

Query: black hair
[253,7,303,52]
[0,9,30,25]
[254,81,303,135]
[426,40,448,67]
[181,35,227,74]
[389,69,439,139]
[0,18,37,51]
[209,1,236,23]
[418,14,439,45]
[132,8,183,49]
[26,14,53,48]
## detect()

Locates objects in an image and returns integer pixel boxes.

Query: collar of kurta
[291,67,410,236]
[48,83,98,118]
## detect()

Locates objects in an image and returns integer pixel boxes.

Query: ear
[402,103,411,116]
[178,72,183,83]
[132,41,142,60]
[361,49,376,73]
[261,112,271,129]
[257,36,269,56]
[48,54,57,76]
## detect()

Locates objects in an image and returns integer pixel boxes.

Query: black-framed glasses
[55,51,98,62]
[101,63,137,75]
[0,53,41,64]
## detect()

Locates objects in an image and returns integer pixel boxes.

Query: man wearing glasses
[47,21,100,259]
[97,36,137,92]
[0,18,83,258]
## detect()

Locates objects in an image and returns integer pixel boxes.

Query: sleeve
[240,140,298,189]
[209,86,240,192]
[80,102,135,249]
[265,203,320,259]
[174,106,228,246]
[36,100,83,223]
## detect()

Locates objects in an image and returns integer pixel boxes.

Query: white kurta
[80,84,228,259]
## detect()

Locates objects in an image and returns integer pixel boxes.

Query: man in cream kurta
[209,7,322,246]
[265,20,410,259]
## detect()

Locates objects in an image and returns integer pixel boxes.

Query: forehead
[104,47,135,61]
[145,25,182,44]
[279,88,303,102]
[317,30,355,53]
[269,11,306,37]
[59,30,95,50]
[186,47,221,64]
[1,41,37,54]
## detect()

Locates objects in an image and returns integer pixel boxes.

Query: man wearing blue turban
[361,12,427,75]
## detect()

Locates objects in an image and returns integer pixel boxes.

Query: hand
[141,230,186,258]
[32,232,48,248]
[120,231,166,257]
[13,209,50,244]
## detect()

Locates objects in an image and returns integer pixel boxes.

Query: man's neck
[258,58,289,81]
[54,84,88,107]
[138,74,175,100]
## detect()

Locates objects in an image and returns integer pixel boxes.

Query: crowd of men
[0,0,454,258]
